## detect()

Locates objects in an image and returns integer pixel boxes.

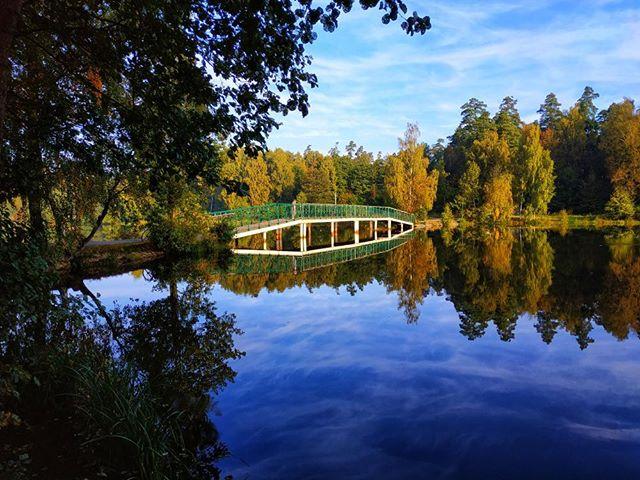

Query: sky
[267,0,640,155]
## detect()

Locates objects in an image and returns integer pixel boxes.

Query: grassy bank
[521,213,640,230]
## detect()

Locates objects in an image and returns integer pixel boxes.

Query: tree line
[216,122,439,216]
[216,86,640,227]
[433,87,640,221]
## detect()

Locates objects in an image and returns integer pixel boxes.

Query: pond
[67,228,640,479]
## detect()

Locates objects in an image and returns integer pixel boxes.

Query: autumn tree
[605,187,635,219]
[469,130,511,182]
[600,99,640,201]
[513,124,555,214]
[265,148,297,201]
[1,1,430,254]
[483,173,514,223]
[384,123,439,216]
[219,149,271,207]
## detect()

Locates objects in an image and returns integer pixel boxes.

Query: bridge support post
[369,221,373,239]
[307,223,312,247]
[354,220,360,244]
[330,221,335,247]
[374,220,378,240]
[276,228,282,251]
[263,231,267,250]
[299,223,306,252]
[387,219,392,238]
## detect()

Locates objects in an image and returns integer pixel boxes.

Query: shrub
[558,209,569,226]
[147,184,232,255]
[605,187,635,219]
[441,203,456,230]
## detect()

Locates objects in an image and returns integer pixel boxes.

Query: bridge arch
[209,203,415,252]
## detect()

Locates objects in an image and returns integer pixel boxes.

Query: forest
[213,86,640,225]
[96,86,640,251]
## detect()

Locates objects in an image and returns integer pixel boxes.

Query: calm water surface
[84,229,640,479]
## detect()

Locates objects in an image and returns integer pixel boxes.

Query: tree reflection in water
[4,227,640,477]
[209,229,640,347]
[1,260,244,478]
[438,228,640,347]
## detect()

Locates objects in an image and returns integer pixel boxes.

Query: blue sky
[267,0,640,154]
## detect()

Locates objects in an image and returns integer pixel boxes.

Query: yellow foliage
[482,173,514,223]
[384,123,439,216]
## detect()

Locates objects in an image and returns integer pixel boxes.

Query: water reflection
[210,228,640,346]
[1,266,243,478]
[4,228,640,478]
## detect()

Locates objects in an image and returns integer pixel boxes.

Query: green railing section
[228,233,413,275]
[209,203,415,227]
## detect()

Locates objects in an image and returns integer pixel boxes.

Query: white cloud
[268,1,640,153]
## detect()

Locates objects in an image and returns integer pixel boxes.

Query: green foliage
[513,124,555,214]
[600,99,640,200]
[2,1,430,258]
[605,187,636,219]
[470,130,512,181]
[100,184,152,240]
[441,203,456,230]
[147,182,231,255]
[266,148,298,201]
[494,96,522,153]
[438,88,630,222]
[301,149,337,203]
[1,254,244,478]
[0,207,52,323]
[538,93,563,131]
[453,161,481,216]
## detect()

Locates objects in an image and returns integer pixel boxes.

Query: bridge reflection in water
[230,230,414,275]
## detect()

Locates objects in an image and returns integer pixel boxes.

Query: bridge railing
[209,203,292,227]
[209,203,415,226]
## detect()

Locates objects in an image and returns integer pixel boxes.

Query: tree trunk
[72,178,123,257]
[27,188,46,243]
[0,0,25,141]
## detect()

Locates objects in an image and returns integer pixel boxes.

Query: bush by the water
[147,186,232,255]
[605,187,636,219]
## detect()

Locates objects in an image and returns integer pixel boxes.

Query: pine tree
[494,96,522,153]
[577,86,600,120]
[537,93,563,131]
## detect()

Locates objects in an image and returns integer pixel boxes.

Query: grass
[523,213,640,229]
